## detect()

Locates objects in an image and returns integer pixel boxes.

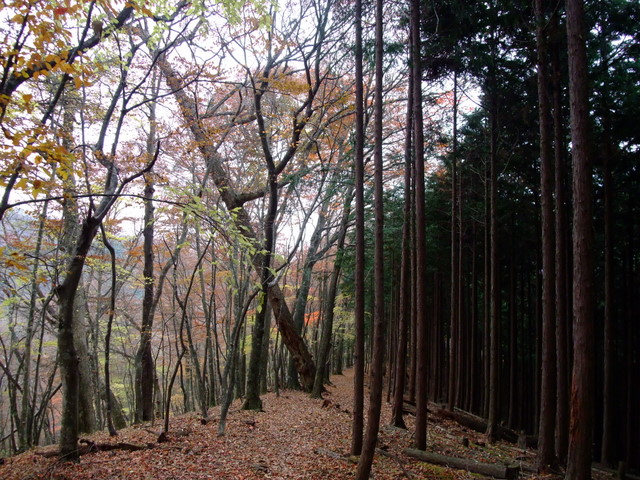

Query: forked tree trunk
[56,217,102,460]
[159,58,317,391]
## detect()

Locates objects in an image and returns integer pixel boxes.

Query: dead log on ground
[377,448,417,479]
[38,440,151,458]
[403,400,441,417]
[437,407,536,447]
[403,402,416,416]
[403,448,520,480]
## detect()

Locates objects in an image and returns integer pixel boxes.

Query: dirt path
[0,370,563,479]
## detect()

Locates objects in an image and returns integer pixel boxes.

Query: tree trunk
[351,0,366,457]
[535,0,557,469]
[600,143,614,467]
[101,224,120,436]
[551,9,570,462]
[56,217,102,460]
[159,58,316,391]
[411,0,428,451]
[184,289,210,418]
[218,289,258,435]
[483,159,491,419]
[565,0,596,477]
[73,292,97,435]
[135,175,156,423]
[19,201,48,451]
[312,189,351,398]
[390,66,414,429]
[244,103,279,408]
[448,71,460,412]
[56,152,107,458]
[244,283,269,411]
[486,86,500,444]
[507,255,517,429]
[287,198,328,389]
[469,226,479,413]
[599,45,615,469]
[355,0,385,476]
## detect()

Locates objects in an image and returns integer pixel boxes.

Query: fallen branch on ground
[377,448,417,479]
[37,440,152,458]
[403,448,520,480]
[432,407,537,448]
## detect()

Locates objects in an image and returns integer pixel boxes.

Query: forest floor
[1,369,612,480]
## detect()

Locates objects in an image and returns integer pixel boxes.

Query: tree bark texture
[351,0,366,457]
[411,0,429,451]
[551,10,570,461]
[135,176,156,422]
[565,0,596,477]
[391,68,414,429]
[448,71,460,412]
[56,217,102,460]
[486,87,500,444]
[599,44,615,468]
[535,0,557,469]
[355,0,385,476]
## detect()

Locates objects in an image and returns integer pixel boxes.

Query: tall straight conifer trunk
[411,0,428,451]
[485,84,500,444]
[351,0,366,457]
[535,0,557,470]
[448,71,460,412]
[551,10,570,462]
[599,43,616,467]
[355,0,385,476]
[390,63,414,429]
[601,131,614,467]
[565,0,595,477]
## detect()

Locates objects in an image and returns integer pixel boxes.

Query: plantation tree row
[0,0,638,478]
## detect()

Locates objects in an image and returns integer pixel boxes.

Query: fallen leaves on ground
[0,370,610,479]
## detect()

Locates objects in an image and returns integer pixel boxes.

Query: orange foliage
[305,310,320,326]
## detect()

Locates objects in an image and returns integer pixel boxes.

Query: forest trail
[0,370,601,479]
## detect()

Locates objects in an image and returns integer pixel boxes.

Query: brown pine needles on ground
[0,370,609,479]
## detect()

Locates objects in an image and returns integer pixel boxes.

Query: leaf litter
[0,370,610,479]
